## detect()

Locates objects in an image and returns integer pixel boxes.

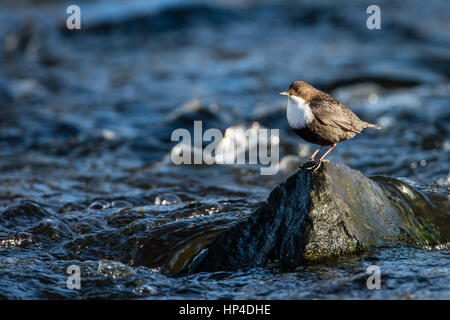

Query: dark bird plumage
[280,81,380,169]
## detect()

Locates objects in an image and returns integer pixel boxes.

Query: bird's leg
[309,146,322,161]
[302,146,322,170]
[312,143,337,171]
[319,143,337,162]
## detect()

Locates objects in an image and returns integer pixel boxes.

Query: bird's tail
[364,122,381,130]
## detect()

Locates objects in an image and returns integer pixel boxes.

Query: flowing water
[0,0,449,299]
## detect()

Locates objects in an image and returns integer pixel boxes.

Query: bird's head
[280,81,317,103]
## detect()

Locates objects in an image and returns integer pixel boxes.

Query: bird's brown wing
[310,97,362,133]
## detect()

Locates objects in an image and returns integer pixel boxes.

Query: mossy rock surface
[189,162,449,272]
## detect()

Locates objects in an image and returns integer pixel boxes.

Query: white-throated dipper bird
[281,81,380,170]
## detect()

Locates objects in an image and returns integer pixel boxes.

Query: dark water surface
[0,0,449,299]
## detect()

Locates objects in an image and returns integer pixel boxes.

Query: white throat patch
[286,95,315,129]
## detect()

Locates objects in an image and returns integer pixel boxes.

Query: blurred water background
[0,0,449,299]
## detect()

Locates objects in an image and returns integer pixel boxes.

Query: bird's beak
[280,91,289,96]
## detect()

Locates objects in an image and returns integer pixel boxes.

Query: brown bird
[280,81,380,170]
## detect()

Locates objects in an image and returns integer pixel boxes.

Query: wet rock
[0,202,54,230]
[28,218,73,242]
[131,199,255,273]
[190,162,449,272]
[371,176,450,242]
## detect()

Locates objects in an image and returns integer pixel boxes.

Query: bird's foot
[301,159,327,171]
[312,160,322,172]
[301,159,320,171]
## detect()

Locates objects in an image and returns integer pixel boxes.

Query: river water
[0,0,449,299]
